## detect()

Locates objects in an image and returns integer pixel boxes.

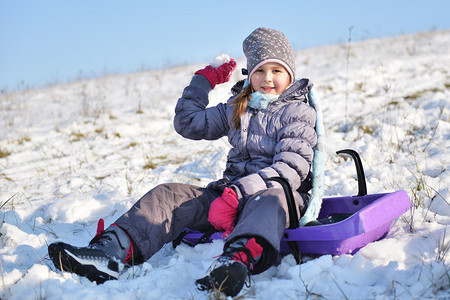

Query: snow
[1,30,449,299]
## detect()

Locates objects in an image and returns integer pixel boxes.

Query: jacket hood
[278,78,312,102]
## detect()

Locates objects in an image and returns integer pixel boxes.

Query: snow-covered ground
[1,30,449,299]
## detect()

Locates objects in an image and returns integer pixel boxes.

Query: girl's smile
[261,86,275,93]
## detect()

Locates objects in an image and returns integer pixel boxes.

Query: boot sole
[48,242,118,284]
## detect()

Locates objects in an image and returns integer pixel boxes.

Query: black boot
[48,219,135,283]
[196,237,263,297]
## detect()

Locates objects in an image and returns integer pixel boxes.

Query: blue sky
[1,0,449,91]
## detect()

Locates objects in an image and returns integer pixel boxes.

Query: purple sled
[181,191,410,256]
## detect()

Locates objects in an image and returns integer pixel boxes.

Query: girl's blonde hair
[231,85,252,129]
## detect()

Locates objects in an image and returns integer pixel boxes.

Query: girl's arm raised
[173,75,230,141]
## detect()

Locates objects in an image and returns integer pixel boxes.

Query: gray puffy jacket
[174,75,317,200]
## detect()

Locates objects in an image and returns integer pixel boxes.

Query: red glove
[208,187,239,237]
[195,59,237,89]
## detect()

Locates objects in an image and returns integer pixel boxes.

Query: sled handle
[336,149,367,196]
[265,177,299,229]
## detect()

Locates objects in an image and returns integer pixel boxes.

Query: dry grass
[0,147,11,158]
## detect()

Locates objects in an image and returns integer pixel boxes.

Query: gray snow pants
[114,182,303,273]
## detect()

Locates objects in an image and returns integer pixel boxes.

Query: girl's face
[250,62,291,95]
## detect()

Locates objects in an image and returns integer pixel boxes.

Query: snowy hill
[1,30,449,299]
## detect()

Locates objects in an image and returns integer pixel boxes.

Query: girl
[48,27,317,297]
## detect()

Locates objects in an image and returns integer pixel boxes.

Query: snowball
[210,54,231,68]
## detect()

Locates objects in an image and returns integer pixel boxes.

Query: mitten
[208,187,239,236]
[195,55,237,89]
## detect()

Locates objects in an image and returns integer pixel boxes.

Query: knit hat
[243,27,295,83]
